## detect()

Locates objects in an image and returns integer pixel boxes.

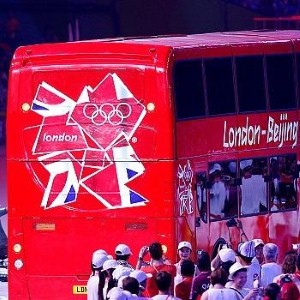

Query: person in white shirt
[102,259,119,299]
[115,244,134,270]
[252,239,265,265]
[174,241,193,287]
[227,262,260,300]
[235,241,261,290]
[209,164,226,219]
[201,268,238,300]
[240,160,267,215]
[87,251,109,300]
[260,243,281,288]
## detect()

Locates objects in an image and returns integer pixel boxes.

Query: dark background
[0,0,263,44]
[0,0,272,145]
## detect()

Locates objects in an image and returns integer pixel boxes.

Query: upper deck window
[173,60,205,119]
[236,56,266,112]
[266,54,296,110]
[204,57,236,115]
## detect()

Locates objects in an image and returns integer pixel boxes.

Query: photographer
[211,245,236,275]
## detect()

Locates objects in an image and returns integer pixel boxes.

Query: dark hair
[115,254,130,261]
[282,253,297,274]
[149,242,163,260]
[154,271,172,292]
[220,261,235,276]
[263,283,281,300]
[297,254,300,270]
[238,254,253,265]
[97,268,106,300]
[122,276,140,295]
[180,260,195,277]
[231,267,248,279]
[210,268,228,286]
[197,251,211,271]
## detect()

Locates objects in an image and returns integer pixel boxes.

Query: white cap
[252,238,264,248]
[178,241,192,251]
[107,287,131,300]
[239,241,255,258]
[115,244,132,256]
[92,249,108,258]
[219,248,236,263]
[112,266,132,280]
[92,253,109,268]
[240,159,253,170]
[229,262,248,280]
[209,163,222,174]
[130,270,152,283]
[102,259,119,271]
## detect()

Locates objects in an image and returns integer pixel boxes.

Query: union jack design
[31,74,147,209]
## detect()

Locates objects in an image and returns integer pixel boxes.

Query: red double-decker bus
[7,30,300,299]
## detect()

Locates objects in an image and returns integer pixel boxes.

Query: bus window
[240,158,268,216]
[205,57,236,115]
[235,55,266,113]
[269,154,297,211]
[266,54,296,110]
[297,54,300,106]
[208,161,238,221]
[174,60,205,119]
[196,172,208,223]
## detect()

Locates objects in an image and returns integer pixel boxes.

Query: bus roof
[117,30,300,47]
[15,30,300,58]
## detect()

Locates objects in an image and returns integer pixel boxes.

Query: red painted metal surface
[7,31,300,299]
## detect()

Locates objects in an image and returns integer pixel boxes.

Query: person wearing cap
[208,163,226,219]
[87,252,109,300]
[113,265,132,283]
[240,159,267,215]
[174,241,193,287]
[115,243,134,270]
[130,269,152,297]
[260,243,281,288]
[107,286,132,300]
[211,246,236,275]
[236,241,261,290]
[228,262,260,299]
[140,242,176,297]
[252,239,265,265]
[102,259,119,299]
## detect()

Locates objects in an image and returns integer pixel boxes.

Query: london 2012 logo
[31,73,147,209]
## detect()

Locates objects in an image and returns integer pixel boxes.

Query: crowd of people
[87,239,300,300]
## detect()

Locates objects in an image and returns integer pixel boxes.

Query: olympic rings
[83,102,132,126]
